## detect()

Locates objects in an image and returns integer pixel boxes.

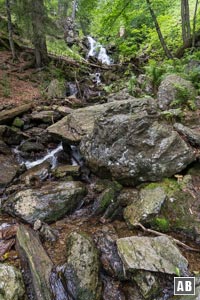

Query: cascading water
[87,36,112,65]
[13,143,63,169]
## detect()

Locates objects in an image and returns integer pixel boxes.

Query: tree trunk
[192,0,199,48]
[5,0,16,60]
[146,0,173,59]
[181,0,191,44]
[31,0,48,67]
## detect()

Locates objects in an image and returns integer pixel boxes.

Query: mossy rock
[12,117,24,128]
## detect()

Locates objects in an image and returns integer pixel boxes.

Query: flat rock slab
[16,225,53,300]
[3,181,87,224]
[0,104,32,124]
[117,236,188,276]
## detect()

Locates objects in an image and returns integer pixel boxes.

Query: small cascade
[87,36,112,65]
[14,143,63,170]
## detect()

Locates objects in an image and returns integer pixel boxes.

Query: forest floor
[0,51,41,108]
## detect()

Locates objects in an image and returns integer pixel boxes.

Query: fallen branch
[136,222,200,252]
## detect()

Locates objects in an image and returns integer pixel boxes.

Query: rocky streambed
[1,78,200,300]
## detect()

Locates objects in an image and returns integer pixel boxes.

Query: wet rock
[3,181,87,224]
[47,79,66,99]
[95,232,125,279]
[19,140,45,153]
[0,125,25,145]
[158,74,196,110]
[31,110,60,124]
[61,231,101,300]
[48,97,154,144]
[92,181,122,216]
[107,88,134,102]
[117,236,188,276]
[102,275,125,300]
[0,154,20,188]
[174,123,200,146]
[52,164,80,179]
[124,187,166,227]
[124,284,144,300]
[12,117,24,128]
[20,161,51,185]
[0,103,32,124]
[0,263,25,300]
[80,111,195,185]
[16,225,53,300]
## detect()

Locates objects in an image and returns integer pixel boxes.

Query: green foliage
[0,73,11,98]
[128,74,137,95]
[153,217,169,232]
[171,84,196,110]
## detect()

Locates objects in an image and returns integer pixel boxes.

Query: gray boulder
[47,97,155,144]
[3,181,87,224]
[158,74,195,110]
[80,112,195,185]
[0,263,25,300]
[174,123,200,146]
[117,236,188,275]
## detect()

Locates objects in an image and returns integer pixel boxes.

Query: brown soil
[0,51,41,108]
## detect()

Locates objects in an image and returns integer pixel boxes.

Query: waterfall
[87,36,112,65]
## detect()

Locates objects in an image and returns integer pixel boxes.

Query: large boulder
[0,154,20,188]
[47,97,155,144]
[0,263,25,300]
[117,236,188,276]
[158,74,196,110]
[3,181,87,224]
[80,111,195,185]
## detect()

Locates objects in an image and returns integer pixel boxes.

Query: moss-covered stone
[12,117,24,128]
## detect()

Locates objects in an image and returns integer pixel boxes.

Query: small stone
[33,219,42,230]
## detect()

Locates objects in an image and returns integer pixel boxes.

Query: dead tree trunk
[181,0,191,44]
[146,0,173,59]
[5,0,16,60]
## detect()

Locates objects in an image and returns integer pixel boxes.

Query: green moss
[152,217,169,232]
[12,117,24,128]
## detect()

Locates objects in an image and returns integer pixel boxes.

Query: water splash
[14,143,63,170]
[87,36,111,65]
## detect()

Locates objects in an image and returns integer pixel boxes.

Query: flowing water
[13,143,63,169]
[87,36,112,65]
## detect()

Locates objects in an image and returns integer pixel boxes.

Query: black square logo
[174,277,195,295]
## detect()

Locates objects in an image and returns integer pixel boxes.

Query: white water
[14,143,63,170]
[87,36,111,65]
[71,145,83,166]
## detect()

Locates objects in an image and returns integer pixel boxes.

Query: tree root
[136,222,200,252]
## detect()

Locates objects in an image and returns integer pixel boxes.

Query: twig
[136,222,200,252]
